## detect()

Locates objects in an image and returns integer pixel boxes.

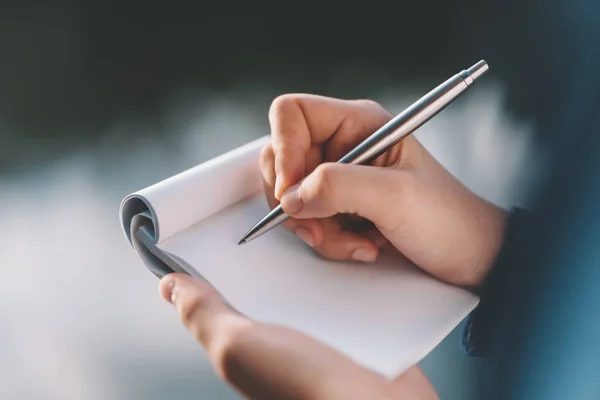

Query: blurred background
[0,0,569,398]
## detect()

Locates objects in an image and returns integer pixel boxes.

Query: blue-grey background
[0,1,551,398]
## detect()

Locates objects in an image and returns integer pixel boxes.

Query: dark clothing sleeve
[461,207,536,359]
[458,1,600,398]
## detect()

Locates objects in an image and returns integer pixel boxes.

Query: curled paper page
[120,136,269,276]
[119,135,479,379]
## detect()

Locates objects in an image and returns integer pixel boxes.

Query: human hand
[261,94,508,287]
[159,273,439,400]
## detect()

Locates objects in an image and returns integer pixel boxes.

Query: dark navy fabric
[458,0,600,398]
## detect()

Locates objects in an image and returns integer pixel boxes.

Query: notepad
[119,135,479,379]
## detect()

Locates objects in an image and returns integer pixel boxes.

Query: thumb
[159,274,252,363]
[280,163,413,230]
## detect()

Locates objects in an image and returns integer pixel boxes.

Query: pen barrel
[338,73,469,165]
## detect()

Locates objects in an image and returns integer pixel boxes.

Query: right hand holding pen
[260,94,508,288]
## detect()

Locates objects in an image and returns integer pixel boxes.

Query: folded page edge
[120,193,160,246]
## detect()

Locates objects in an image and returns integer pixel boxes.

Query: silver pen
[238,60,489,245]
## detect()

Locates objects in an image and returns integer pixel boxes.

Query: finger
[259,142,277,189]
[260,140,388,258]
[268,94,391,199]
[323,99,392,163]
[159,274,252,359]
[260,141,323,203]
[360,224,390,248]
[260,141,325,246]
[336,216,391,249]
[309,217,380,262]
[280,163,414,232]
[306,216,389,263]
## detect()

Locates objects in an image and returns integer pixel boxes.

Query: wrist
[465,202,510,290]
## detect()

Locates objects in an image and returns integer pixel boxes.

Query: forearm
[216,327,438,400]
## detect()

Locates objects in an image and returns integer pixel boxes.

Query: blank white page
[157,193,479,379]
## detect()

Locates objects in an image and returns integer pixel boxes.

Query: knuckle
[272,144,293,160]
[308,163,344,213]
[355,98,382,110]
[355,99,393,123]
[272,145,300,176]
[341,111,363,133]
[311,163,338,198]
[269,93,298,118]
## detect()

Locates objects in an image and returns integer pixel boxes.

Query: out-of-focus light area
[0,1,552,399]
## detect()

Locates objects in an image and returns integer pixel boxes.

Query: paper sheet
[120,135,479,379]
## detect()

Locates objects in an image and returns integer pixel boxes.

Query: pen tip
[238,238,247,246]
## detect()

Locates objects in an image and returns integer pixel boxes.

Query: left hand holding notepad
[262,94,508,287]
[159,272,439,400]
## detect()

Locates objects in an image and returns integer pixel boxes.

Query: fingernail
[294,226,314,247]
[281,184,304,214]
[163,279,177,304]
[352,248,377,262]
[170,284,178,305]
